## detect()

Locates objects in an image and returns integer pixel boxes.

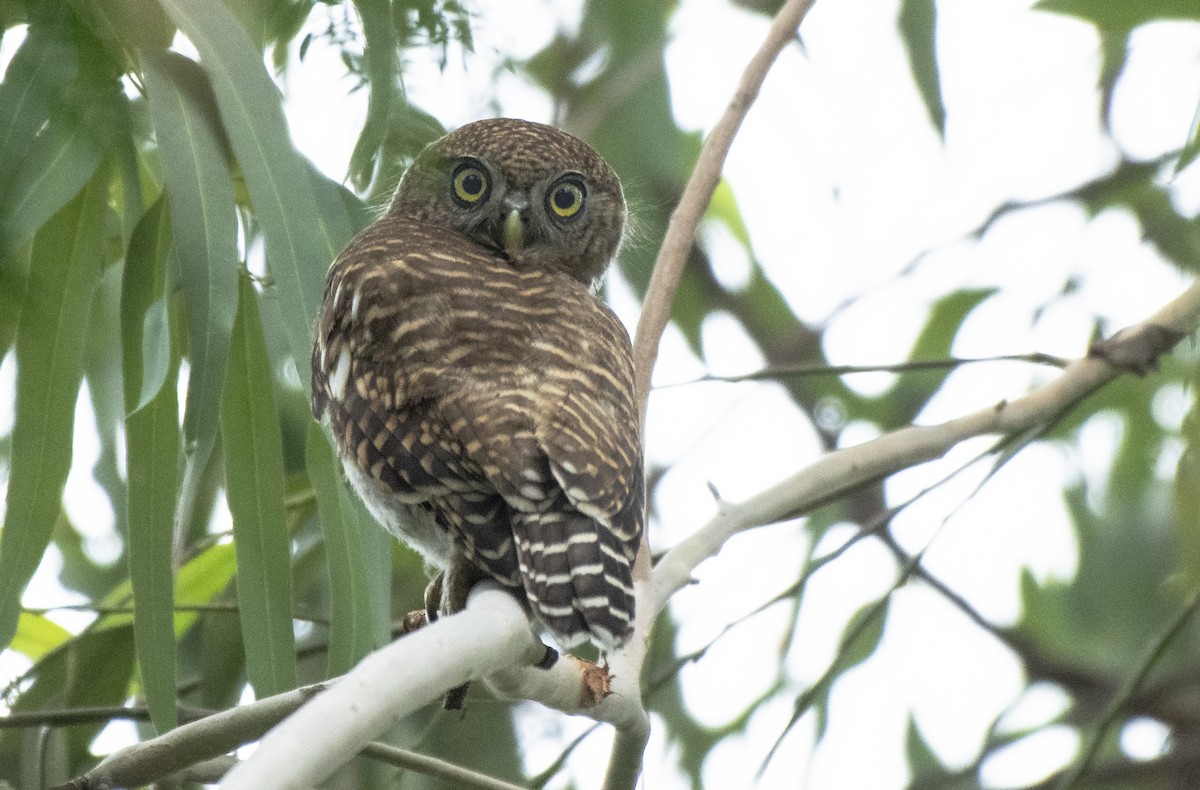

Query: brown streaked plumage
[311,118,643,652]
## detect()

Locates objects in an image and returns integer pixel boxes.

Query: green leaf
[160,0,347,386]
[898,0,945,137]
[836,595,889,672]
[347,0,399,193]
[176,542,238,613]
[0,6,77,189]
[221,273,297,698]
[706,178,751,247]
[888,288,995,425]
[10,612,72,662]
[1176,97,1200,175]
[142,51,239,532]
[904,713,944,777]
[0,171,107,652]
[122,196,181,734]
[126,364,181,733]
[0,96,107,256]
[1035,0,1200,30]
[135,297,173,412]
[1176,363,1200,588]
[306,424,389,675]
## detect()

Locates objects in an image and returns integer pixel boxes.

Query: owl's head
[389,118,626,287]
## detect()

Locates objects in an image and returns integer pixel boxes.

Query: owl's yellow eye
[452,163,491,206]
[547,178,586,220]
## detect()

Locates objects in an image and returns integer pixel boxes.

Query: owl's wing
[532,309,644,552]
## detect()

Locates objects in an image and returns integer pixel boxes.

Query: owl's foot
[416,560,565,710]
[434,558,489,710]
[399,609,428,634]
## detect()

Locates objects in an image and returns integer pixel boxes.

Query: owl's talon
[400,609,428,634]
[536,645,559,669]
[443,682,470,711]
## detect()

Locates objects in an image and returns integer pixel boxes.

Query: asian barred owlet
[311,118,643,653]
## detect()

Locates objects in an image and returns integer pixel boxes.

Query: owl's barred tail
[512,508,636,652]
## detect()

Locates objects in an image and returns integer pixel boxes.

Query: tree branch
[218,584,560,789]
[649,278,1200,614]
[613,2,817,786]
[52,682,332,790]
[631,0,818,412]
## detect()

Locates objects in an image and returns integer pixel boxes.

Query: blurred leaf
[1034,0,1200,110]
[1035,0,1200,30]
[122,196,181,734]
[837,595,889,672]
[222,273,298,698]
[160,0,346,386]
[904,714,945,778]
[67,0,175,56]
[0,92,109,257]
[889,288,995,424]
[1176,364,1200,589]
[2,624,136,779]
[898,0,945,138]
[10,612,71,662]
[0,3,76,192]
[306,424,390,675]
[1177,97,1200,175]
[347,0,398,193]
[143,51,239,541]
[177,543,238,611]
[1019,481,1183,674]
[0,246,26,355]
[0,171,107,652]
[706,178,751,247]
[134,297,173,412]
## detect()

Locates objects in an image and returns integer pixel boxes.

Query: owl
[311,118,644,657]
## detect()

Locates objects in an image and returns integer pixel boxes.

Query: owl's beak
[501,193,529,254]
[503,209,524,254]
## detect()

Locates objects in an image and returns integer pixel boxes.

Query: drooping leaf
[0,171,107,652]
[347,0,399,193]
[122,195,181,734]
[1035,0,1200,30]
[10,611,72,662]
[0,3,77,191]
[221,273,297,698]
[306,423,389,675]
[5,624,137,775]
[898,0,945,138]
[1175,363,1200,589]
[887,288,995,425]
[142,51,239,536]
[1176,97,1200,175]
[0,94,108,257]
[904,713,945,778]
[160,0,346,386]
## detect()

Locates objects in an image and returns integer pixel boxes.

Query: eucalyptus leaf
[159,0,344,386]
[221,273,298,698]
[0,172,107,652]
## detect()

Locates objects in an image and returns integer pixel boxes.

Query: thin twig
[653,353,1072,388]
[614,3,818,787]
[49,681,332,790]
[361,742,531,790]
[631,0,819,412]
[1055,589,1200,790]
[649,278,1200,615]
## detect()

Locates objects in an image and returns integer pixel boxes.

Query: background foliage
[1,0,1200,788]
